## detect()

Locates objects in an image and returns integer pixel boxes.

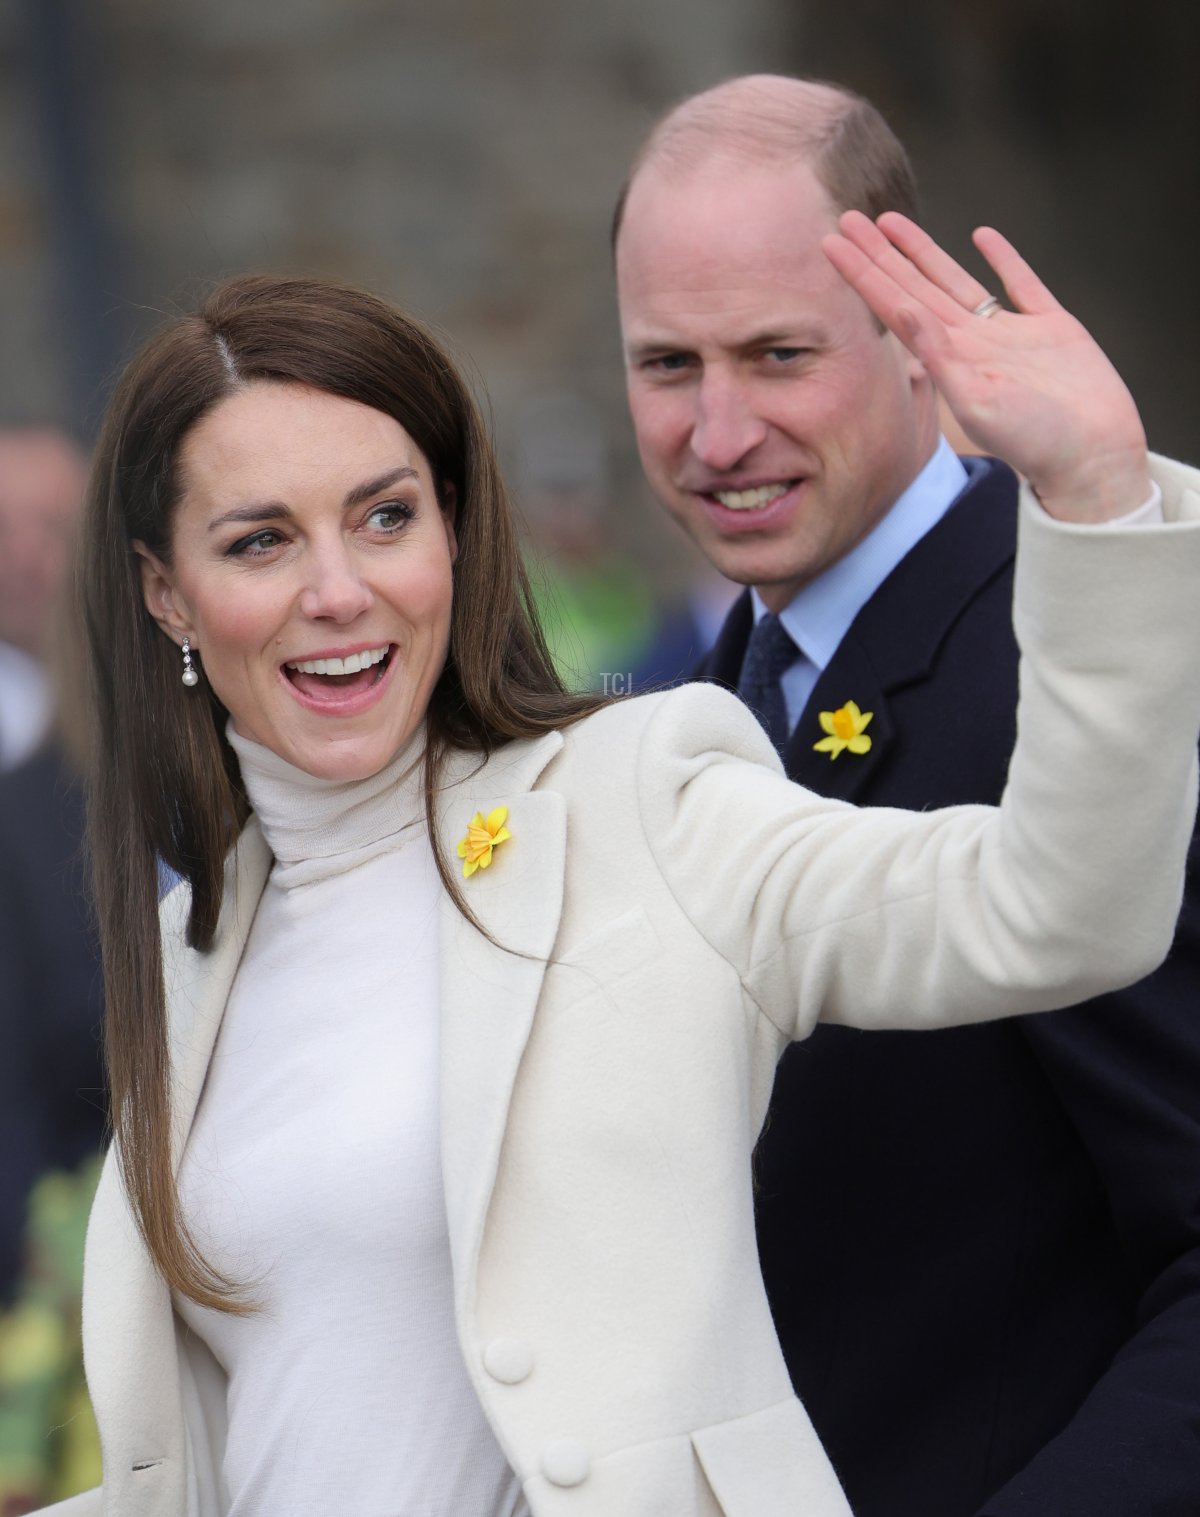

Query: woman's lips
[281,646,394,712]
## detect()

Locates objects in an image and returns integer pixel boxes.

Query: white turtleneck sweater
[176,727,528,1517]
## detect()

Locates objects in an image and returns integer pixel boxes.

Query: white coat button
[541,1438,590,1487]
[482,1336,534,1385]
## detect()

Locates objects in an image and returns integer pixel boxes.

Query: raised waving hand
[823,211,1152,522]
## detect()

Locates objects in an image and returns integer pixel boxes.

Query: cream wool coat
[50,462,1200,1517]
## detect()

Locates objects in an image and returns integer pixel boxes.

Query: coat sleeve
[976,798,1200,1517]
[635,473,1200,1043]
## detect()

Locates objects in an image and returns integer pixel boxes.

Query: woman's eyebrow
[207,500,293,532]
[342,465,420,509]
[206,466,422,532]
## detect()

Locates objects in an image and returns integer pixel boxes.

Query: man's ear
[132,540,194,644]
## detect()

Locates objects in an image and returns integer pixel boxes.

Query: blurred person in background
[515,392,656,691]
[513,394,737,697]
[614,73,1200,1517]
[630,560,740,694]
[0,425,105,1511]
[0,429,87,772]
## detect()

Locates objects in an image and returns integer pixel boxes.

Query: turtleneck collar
[227,722,428,889]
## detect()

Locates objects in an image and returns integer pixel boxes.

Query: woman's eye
[366,500,416,532]
[227,528,285,557]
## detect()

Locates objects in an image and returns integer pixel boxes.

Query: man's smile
[709,480,796,511]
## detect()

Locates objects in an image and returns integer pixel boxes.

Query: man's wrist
[1030,447,1152,524]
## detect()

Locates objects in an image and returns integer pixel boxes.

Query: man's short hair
[612,74,919,249]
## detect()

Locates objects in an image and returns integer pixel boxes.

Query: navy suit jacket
[696,459,1200,1516]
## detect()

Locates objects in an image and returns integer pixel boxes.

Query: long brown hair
[81,275,605,1309]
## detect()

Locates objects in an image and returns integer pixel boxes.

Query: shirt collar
[751,437,971,670]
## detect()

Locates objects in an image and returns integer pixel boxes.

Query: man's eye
[647,353,692,374]
[765,347,807,364]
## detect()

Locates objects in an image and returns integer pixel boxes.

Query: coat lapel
[165,820,272,1168]
[434,732,567,1291]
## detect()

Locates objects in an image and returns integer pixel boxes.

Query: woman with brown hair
[46,215,1200,1517]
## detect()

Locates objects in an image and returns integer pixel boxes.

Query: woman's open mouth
[283,644,393,706]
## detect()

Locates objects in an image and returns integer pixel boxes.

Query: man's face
[617,157,937,611]
[0,431,86,655]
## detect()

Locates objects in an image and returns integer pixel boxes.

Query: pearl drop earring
[181,638,199,687]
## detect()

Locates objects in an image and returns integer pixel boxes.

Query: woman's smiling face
[137,381,457,781]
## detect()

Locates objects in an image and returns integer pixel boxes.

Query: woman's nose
[297,545,374,622]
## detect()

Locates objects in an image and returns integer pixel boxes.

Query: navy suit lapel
[787,635,894,800]
[855,461,1018,685]
[695,460,1020,801]
[790,460,1019,799]
[693,587,753,691]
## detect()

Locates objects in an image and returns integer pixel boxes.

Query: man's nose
[690,375,769,472]
[298,543,374,622]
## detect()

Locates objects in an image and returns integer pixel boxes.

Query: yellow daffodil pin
[457,806,512,877]
[814,701,873,759]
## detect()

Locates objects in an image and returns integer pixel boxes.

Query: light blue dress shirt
[748,437,971,731]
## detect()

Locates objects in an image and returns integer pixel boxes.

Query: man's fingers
[821,231,948,364]
[973,227,1064,316]
[835,211,975,326]
[875,212,995,315]
[820,230,912,329]
[833,214,1064,326]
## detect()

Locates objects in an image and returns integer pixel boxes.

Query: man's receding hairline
[618,74,873,250]
[643,75,854,165]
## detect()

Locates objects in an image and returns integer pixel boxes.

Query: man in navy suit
[613,75,1200,1515]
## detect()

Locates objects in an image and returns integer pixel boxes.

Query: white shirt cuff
[1038,482,1163,527]
[1100,481,1163,526]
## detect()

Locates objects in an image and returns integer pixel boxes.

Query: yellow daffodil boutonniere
[814,701,873,759]
[457,806,512,877]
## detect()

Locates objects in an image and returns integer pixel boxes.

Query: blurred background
[0,2,1196,1504]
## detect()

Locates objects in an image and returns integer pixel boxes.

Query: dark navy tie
[736,613,797,754]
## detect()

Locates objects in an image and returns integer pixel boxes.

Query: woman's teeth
[286,646,389,676]
[713,482,792,511]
